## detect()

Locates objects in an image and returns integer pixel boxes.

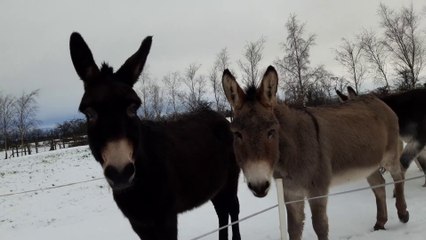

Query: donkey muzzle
[242,161,273,198]
[104,163,135,190]
[248,181,270,198]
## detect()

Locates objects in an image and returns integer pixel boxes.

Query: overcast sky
[1,0,425,128]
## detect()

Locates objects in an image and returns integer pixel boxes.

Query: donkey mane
[244,84,259,102]
[309,94,377,109]
[100,62,114,75]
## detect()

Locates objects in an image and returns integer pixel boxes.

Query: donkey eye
[233,131,243,140]
[267,129,276,139]
[127,104,139,117]
[84,108,98,123]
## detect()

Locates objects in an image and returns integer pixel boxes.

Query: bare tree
[275,14,321,104]
[55,118,86,148]
[209,48,231,112]
[179,63,207,111]
[148,83,164,119]
[0,94,15,159]
[135,65,155,119]
[378,3,425,89]
[359,29,391,89]
[215,48,232,73]
[331,76,350,93]
[208,65,221,111]
[302,66,335,105]
[311,66,335,100]
[238,37,266,85]
[162,71,181,115]
[335,38,366,93]
[14,89,39,155]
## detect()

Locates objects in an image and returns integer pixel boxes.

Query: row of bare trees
[335,4,425,94]
[136,4,425,113]
[0,90,40,159]
[134,50,234,119]
[274,3,425,106]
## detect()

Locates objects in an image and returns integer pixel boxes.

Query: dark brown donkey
[69,32,241,240]
[337,86,426,186]
[222,66,409,240]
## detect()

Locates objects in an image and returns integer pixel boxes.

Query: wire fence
[1,173,425,240]
[0,177,105,198]
[189,174,426,240]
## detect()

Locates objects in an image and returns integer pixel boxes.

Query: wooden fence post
[275,178,288,240]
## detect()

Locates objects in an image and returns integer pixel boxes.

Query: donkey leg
[284,190,306,240]
[211,167,241,240]
[416,153,426,187]
[212,193,231,240]
[400,140,425,170]
[228,165,241,240]
[229,195,241,240]
[388,169,409,223]
[367,171,388,230]
[308,192,329,240]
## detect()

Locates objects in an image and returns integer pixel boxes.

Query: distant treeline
[0,114,87,159]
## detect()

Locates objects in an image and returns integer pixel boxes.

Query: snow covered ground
[1,146,425,239]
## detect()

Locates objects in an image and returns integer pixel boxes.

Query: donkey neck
[275,104,319,133]
[112,123,176,217]
[271,104,324,182]
[274,104,321,154]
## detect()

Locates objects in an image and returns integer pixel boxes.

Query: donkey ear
[258,66,278,107]
[115,36,152,87]
[222,69,245,110]
[347,86,357,98]
[335,89,348,102]
[69,32,100,83]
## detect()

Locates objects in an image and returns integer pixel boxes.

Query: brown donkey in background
[222,66,409,240]
[337,86,426,186]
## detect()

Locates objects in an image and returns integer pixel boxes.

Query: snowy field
[1,146,425,240]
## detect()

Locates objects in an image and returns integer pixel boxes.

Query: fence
[0,177,104,198]
[1,174,425,240]
[189,174,425,240]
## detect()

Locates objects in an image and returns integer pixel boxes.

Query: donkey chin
[243,161,273,198]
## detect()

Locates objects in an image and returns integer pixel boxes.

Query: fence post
[275,178,287,240]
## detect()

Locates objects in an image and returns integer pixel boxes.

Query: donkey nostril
[104,163,135,185]
[260,181,270,193]
[122,163,135,179]
[104,166,120,182]
[248,181,270,197]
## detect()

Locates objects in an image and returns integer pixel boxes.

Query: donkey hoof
[373,224,386,231]
[398,211,409,223]
[422,183,426,187]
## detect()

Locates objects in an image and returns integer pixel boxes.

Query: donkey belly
[331,166,378,186]
[175,176,226,213]
[173,159,230,213]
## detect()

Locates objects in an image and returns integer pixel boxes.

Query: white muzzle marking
[101,139,134,170]
[243,161,273,186]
